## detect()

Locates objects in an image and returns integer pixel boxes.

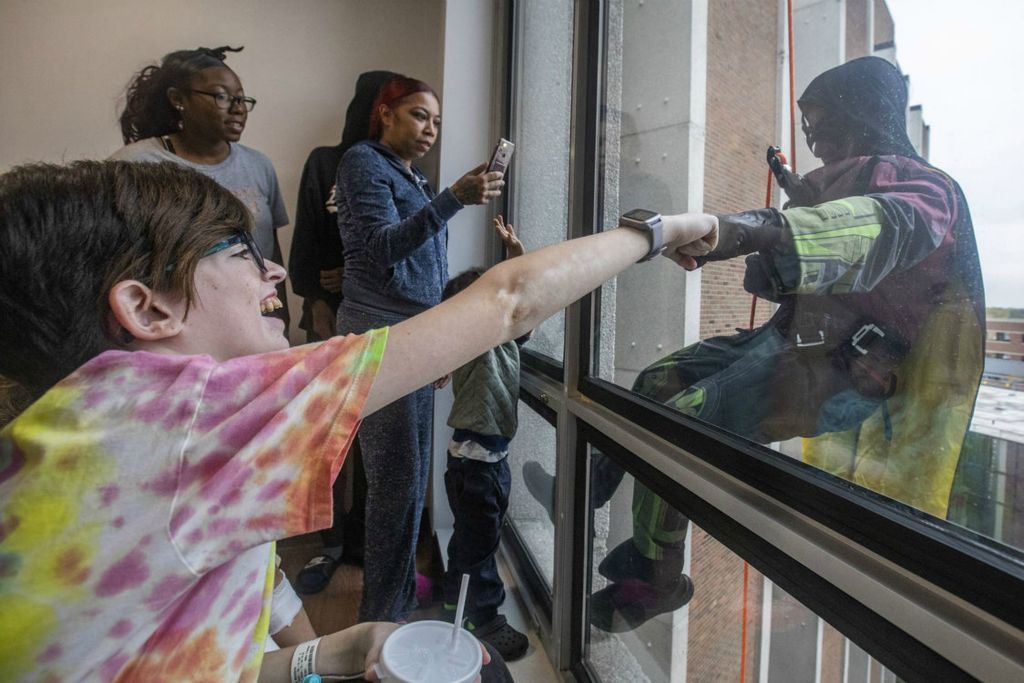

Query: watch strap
[636,216,664,262]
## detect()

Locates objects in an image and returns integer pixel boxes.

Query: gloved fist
[702,208,785,263]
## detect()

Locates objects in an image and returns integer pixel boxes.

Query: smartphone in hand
[487,138,515,175]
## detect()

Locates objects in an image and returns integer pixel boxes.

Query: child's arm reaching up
[494,215,525,259]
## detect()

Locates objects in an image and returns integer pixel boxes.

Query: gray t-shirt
[110,138,289,258]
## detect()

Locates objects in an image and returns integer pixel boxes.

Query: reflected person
[527,56,985,632]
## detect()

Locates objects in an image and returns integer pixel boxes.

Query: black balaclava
[339,70,398,153]
[798,56,918,160]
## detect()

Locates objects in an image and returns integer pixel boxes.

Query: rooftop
[971,384,1024,443]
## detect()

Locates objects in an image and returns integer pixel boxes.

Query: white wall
[0,0,445,343]
[430,0,503,546]
[792,0,846,174]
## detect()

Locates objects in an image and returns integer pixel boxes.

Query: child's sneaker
[467,614,529,662]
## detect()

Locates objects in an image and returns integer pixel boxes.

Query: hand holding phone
[487,138,515,176]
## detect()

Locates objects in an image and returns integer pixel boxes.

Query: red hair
[368,75,437,140]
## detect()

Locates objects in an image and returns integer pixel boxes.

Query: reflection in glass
[506,401,557,589]
[583,464,896,682]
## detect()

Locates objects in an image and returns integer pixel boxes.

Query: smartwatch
[619,209,665,262]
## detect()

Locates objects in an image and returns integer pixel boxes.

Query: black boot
[598,538,684,586]
[590,574,694,633]
[591,539,692,633]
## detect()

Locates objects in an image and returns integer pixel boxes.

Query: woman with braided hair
[111,45,290,327]
[110,45,307,650]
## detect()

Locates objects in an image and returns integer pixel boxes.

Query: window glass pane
[593,0,1024,551]
[584,455,896,681]
[506,400,557,590]
[508,0,573,362]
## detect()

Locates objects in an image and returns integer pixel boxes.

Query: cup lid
[378,620,483,683]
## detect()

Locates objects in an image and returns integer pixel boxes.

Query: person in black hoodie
[526,56,984,633]
[290,70,396,593]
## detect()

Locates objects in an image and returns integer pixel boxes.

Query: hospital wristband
[291,637,322,683]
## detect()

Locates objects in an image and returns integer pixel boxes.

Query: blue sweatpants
[338,302,433,622]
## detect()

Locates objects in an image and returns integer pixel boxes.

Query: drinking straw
[450,573,470,648]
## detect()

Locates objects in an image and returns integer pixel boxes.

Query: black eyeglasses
[189,89,257,112]
[166,232,267,273]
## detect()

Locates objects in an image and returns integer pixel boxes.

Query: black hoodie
[289,71,397,332]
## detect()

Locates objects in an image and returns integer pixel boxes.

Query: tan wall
[0,0,445,343]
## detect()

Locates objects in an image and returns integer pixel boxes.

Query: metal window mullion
[549,0,605,675]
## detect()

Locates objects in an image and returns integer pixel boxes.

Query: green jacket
[447,340,520,439]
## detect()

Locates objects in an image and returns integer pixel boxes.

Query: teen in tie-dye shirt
[0,161,390,682]
[0,161,717,681]
[1,337,383,681]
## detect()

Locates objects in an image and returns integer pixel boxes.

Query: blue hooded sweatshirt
[335,140,463,317]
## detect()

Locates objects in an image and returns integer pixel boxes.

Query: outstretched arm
[362,213,717,417]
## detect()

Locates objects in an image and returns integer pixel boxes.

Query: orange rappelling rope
[787,0,797,174]
[749,0,797,331]
[741,6,797,682]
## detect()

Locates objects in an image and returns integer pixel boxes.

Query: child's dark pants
[443,453,511,625]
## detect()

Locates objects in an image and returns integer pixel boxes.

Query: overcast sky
[886,0,1024,307]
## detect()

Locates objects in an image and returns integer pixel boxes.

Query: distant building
[985,318,1024,361]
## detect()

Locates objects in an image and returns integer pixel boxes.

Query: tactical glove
[702,208,786,263]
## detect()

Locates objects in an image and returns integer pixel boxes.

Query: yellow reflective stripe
[792,223,882,242]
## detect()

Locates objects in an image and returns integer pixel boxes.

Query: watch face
[623,208,659,222]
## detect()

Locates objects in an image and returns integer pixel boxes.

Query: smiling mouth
[260,296,283,315]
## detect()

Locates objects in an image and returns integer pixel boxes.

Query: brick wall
[689,527,766,682]
[874,0,895,47]
[820,623,845,683]
[846,0,870,60]
[691,3,780,679]
[701,0,780,340]
[986,319,1024,358]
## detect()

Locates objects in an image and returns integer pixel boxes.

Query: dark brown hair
[0,160,251,403]
[443,268,486,301]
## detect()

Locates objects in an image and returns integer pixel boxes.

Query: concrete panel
[509,0,574,363]
[613,0,707,379]
[793,0,846,175]
[621,0,694,136]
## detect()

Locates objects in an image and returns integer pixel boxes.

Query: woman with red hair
[334,75,504,623]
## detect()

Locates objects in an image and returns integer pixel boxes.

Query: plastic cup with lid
[373,619,482,683]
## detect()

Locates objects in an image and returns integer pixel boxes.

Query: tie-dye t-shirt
[0,330,387,682]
